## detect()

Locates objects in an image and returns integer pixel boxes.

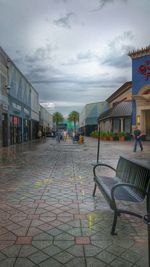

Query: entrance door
[2,113,8,146]
[145,110,150,140]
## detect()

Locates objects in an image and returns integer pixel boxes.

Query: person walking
[37,128,42,141]
[56,130,61,143]
[133,126,143,152]
[63,130,67,141]
[42,129,46,142]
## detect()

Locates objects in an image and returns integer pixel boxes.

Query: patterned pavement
[0,137,149,267]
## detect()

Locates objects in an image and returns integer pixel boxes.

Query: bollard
[79,135,84,144]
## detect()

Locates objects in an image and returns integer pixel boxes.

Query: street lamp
[96,122,101,164]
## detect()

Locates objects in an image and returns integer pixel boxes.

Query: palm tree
[53,112,64,129]
[68,111,79,130]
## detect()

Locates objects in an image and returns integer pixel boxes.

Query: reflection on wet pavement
[0,137,149,266]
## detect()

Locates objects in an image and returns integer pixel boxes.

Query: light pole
[96,122,101,164]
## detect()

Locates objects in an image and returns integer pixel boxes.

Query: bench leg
[111,210,118,235]
[93,183,97,196]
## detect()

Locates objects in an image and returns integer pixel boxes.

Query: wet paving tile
[53,250,74,264]
[14,258,35,267]
[28,250,49,264]
[19,245,38,257]
[0,258,16,267]
[75,236,90,245]
[16,236,33,245]
[0,241,15,251]
[1,245,21,257]
[0,138,149,266]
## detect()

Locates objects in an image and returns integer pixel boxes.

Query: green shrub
[118,131,126,137]
[109,131,115,137]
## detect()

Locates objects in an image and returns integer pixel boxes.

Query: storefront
[98,82,132,134]
[99,101,132,133]
[9,99,31,144]
[10,115,22,145]
[128,45,150,140]
[23,118,30,142]
[0,48,9,147]
[31,120,39,139]
[1,105,9,146]
[23,108,31,141]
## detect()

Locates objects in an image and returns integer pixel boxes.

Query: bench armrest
[111,182,146,200]
[93,163,116,177]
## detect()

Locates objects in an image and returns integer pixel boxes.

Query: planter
[110,137,114,141]
[119,136,125,141]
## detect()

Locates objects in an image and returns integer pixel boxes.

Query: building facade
[128,45,150,140]
[79,101,108,136]
[31,88,39,140]
[0,47,9,146]
[99,82,132,133]
[0,47,55,147]
[39,105,53,133]
[8,58,33,144]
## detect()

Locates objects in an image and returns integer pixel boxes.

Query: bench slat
[95,176,144,203]
[116,157,150,196]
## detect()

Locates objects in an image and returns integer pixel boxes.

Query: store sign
[138,60,150,80]
[13,116,19,125]
[12,102,21,111]
[2,104,8,111]
[24,108,29,115]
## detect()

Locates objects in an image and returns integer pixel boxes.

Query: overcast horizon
[0,0,150,116]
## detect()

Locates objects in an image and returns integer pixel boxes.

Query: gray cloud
[62,50,99,66]
[93,0,127,11]
[25,45,53,64]
[29,74,127,88]
[25,65,63,84]
[63,31,134,68]
[54,0,68,3]
[28,71,128,116]
[1,0,149,115]
[14,44,56,70]
[53,12,75,28]
[102,51,130,68]
[101,31,135,68]
[13,45,61,82]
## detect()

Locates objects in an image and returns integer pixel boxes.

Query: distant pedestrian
[37,129,42,141]
[56,130,61,143]
[72,131,75,141]
[63,130,67,141]
[133,125,143,152]
[42,129,46,142]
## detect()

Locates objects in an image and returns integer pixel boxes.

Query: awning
[98,101,132,121]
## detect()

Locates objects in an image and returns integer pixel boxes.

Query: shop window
[10,115,22,145]
[124,118,131,133]
[23,119,29,141]
[113,119,120,133]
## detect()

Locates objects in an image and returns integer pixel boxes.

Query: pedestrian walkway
[0,137,149,267]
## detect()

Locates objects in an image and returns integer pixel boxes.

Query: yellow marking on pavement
[81,189,85,196]
[69,176,86,182]
[87,213,97,229]
[35,178,53,187]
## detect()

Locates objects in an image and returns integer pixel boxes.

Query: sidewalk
[0,137,149,266]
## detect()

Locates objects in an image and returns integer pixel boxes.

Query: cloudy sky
[0,0,150,116]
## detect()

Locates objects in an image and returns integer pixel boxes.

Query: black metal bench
[93,156,150,235]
